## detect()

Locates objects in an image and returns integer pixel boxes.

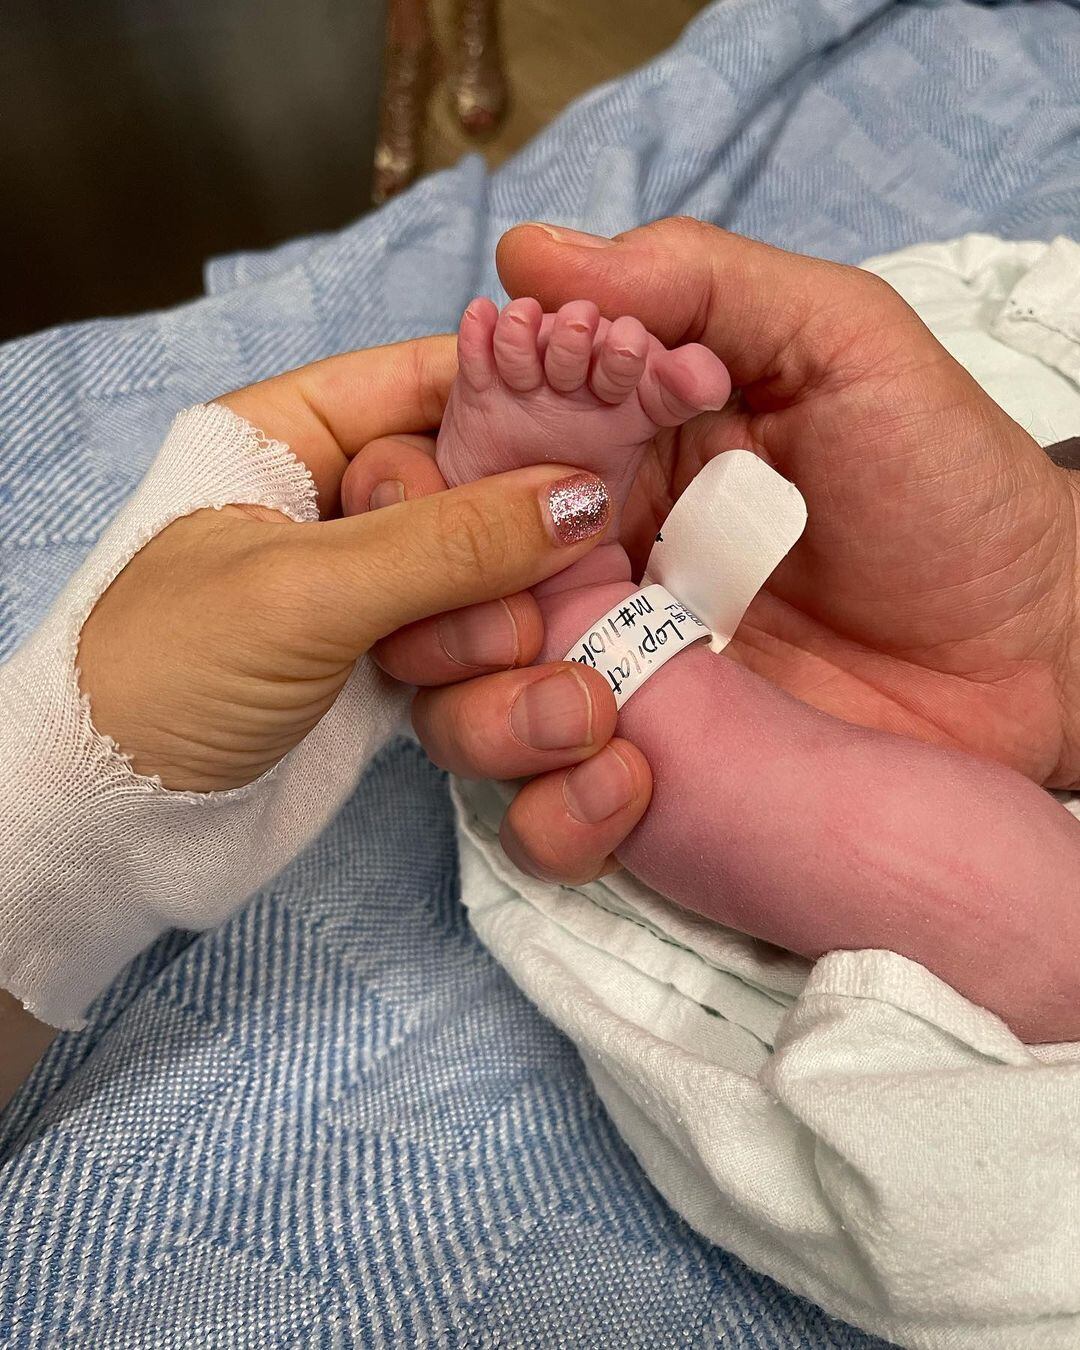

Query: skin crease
[435,294,1080,1044]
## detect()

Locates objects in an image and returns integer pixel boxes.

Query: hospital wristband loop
[563,583,709,710]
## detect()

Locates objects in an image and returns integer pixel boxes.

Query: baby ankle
[532,542,632,602]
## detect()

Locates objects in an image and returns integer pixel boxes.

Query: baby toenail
[567,322,590,333]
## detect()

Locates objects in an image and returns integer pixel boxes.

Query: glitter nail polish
[545,473,611,545]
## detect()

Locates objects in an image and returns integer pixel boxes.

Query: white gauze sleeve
[0,402,409,1030]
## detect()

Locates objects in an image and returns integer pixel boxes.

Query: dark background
[1,0,387,340]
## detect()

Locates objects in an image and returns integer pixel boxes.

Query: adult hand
[493,219,1080,790]
[78,340,620,793]
[340,434,653,886]
[358,221,1080,888]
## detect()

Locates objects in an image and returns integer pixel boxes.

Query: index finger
[218,334,457,515]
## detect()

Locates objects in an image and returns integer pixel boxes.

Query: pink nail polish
[544,473,610,545]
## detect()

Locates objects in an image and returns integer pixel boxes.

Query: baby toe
[544,301,600,393]
[645,344,732,425]
[589,315,649,405]
[457,297,499,391]
[493,298,545,392]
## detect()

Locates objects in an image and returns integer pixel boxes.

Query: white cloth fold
[452,236,1080,1350]
[991,236,1080,388]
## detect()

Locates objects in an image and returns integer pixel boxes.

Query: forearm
[0,405,407,1040]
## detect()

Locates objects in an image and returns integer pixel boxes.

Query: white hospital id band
[644,450,807,654]
[563,451,808,710]
[563,583,708,708]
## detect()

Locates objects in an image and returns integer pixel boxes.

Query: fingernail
[563,746,635,824]
[532,223,614,248]
[369,480,405,511]
[543,473,610,546]
[437,599,519,669]
[510,669,593,751]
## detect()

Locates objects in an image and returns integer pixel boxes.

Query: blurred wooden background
[420,0,706,175]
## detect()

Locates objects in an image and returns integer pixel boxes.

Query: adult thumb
[291,464,612,655]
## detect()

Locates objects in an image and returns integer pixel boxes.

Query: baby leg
[535,579,1080,1044]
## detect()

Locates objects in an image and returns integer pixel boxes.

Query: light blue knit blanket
[2,2,1078,1344]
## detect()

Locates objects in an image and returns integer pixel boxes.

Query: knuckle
[410,691,451,766]
[448,701,499,776]
[413,688,499,777]
[432,496,508,588]
[845,263,903,310]
[407,337,455,428]
[504,777,608,886]
[657,214,717,245]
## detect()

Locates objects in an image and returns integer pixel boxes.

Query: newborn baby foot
[436,296,731,520]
